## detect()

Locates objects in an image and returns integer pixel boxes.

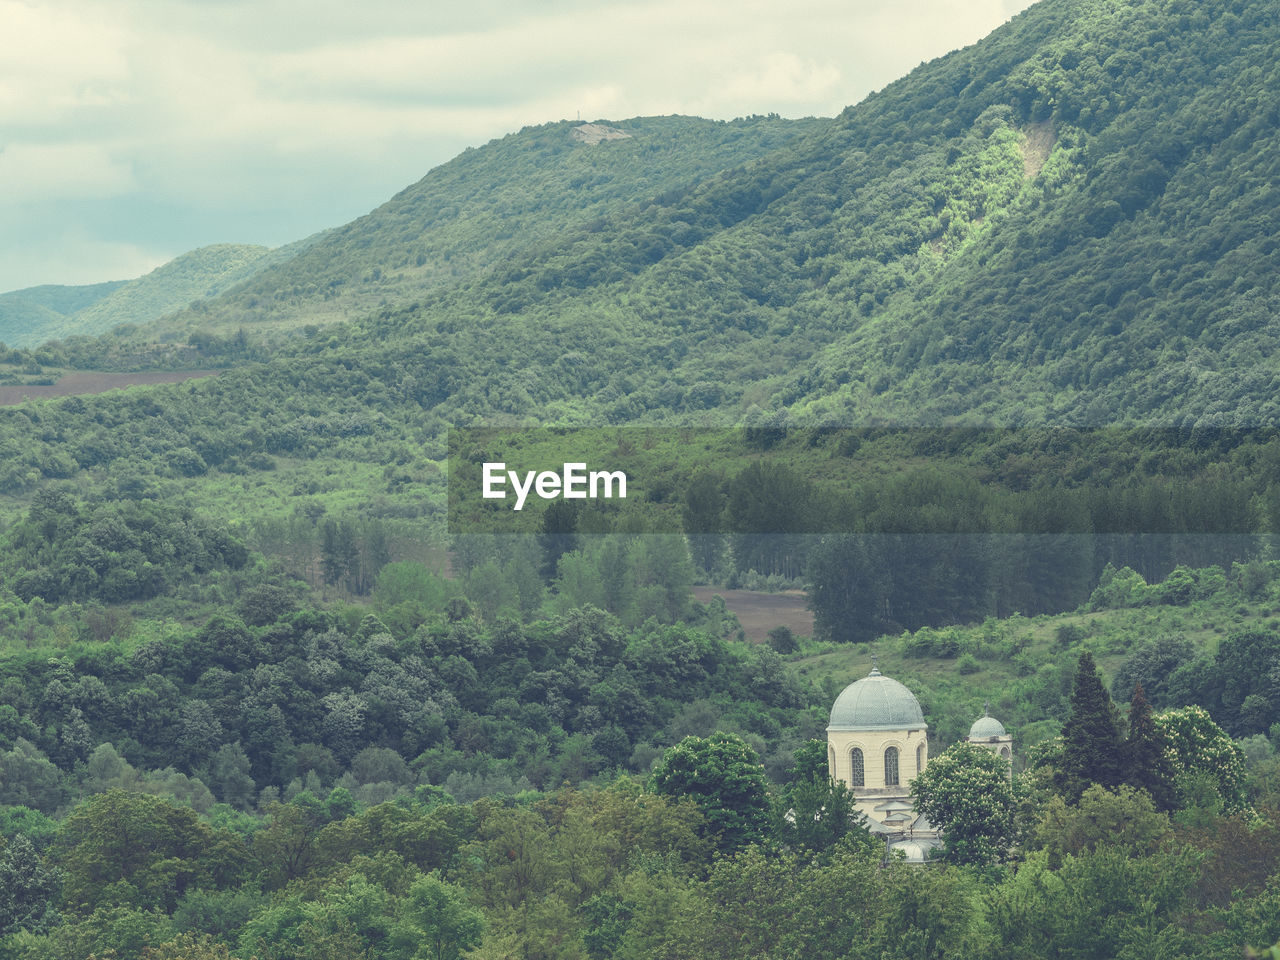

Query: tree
[56,790,236,913]
[682,471,727,576]
[778,740,872,857]
[396,871,485,960]
[1055,650,1123,800]
[1122,683,1176,811]
[767,625,798,654]
[1154,705,1248,814]
[140,933,240,959]
[911,741,1018,866]
[0,833,60,936]
[650,732,770,851]
[539,500,579,581]
[806,534,889,643]
[1032,784,1172,867]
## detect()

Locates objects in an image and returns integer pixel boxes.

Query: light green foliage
[911,741,1019,865]
[985,846,1202,960]
[650,732,770,852]
[55,790,246,914]
[14,904,174,960]
[552,535,693,627]
[398,872,484,960]
[665,841,986,960]
[1032,784,1172,867]
[1154,705,1249,814]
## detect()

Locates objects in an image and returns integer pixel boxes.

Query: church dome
[828,667,926,731]
[969,710,1007,739]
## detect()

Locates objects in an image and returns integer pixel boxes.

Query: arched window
[850,747,864,787]
[884,746,899,787]
[828,746,836,777]
[916,742,925,774]
[1000,746,1010,760]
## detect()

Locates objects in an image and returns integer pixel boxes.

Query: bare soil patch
[0,370,221,405]
[571,123,632,145]
[1022,120,1055,180]
[693,587,814,642]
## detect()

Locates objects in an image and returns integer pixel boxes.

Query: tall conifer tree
[1055,650,1123,800]
[1123,682,1177,811]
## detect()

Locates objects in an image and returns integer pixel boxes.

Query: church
[826,664,1011,861]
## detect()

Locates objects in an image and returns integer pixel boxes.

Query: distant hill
[49,243,274,343]
[0,242,327,348]
[0,280,126,347]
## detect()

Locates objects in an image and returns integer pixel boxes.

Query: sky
[0,0,1036,293]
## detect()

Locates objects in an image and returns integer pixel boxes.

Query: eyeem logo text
[482,462,628,511]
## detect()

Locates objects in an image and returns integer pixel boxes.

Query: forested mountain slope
[144,115,826,338]
[400,0,1275,426]
[1,0,1273,575]
[0,281,126,349]
[100,0,1268,428]
[0,245,276,349]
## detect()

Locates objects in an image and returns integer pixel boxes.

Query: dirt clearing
[693,587,814,642]
[0,370,220,405]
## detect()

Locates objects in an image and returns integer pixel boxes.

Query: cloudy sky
[0,0,1035,293]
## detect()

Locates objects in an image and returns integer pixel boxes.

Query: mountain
[46,243,277,344]
[336,0,1273,428]
[92,0,1272,427]
[0,280,126,347]
[2,0,1277,519]
[141,115,826,338]
[0,244,293,348]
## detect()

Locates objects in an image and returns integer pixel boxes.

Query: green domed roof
[828,668,926,731]
[968,710,1007,739]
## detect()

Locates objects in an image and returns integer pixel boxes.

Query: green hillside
[0,280,125,348]
[0,245,284,349]
[143,115,826,337]
[0,0,1273,598]
[54,243,275,342]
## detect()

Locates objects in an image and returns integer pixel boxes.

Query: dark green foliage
[1055,651,1123,799]
[237,583,298,627]
[1203,629,1280,736]
[2,491,247,605]
[778,739,872,857]
[767,625,798,654]
[0,833,61,936]
[1123,684,1177,811]
[1112,634,1196,708]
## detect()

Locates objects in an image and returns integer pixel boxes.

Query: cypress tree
[1055,650,1123,800]
[1124,682,1177,811]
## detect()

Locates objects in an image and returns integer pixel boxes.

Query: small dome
[828,668,926,731]
[890,840,927,862]
[969,709,1007,739]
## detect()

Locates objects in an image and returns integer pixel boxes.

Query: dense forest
[3,0,1280,955]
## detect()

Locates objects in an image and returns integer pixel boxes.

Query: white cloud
[0,1,133,124]
[0,143,135,203]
